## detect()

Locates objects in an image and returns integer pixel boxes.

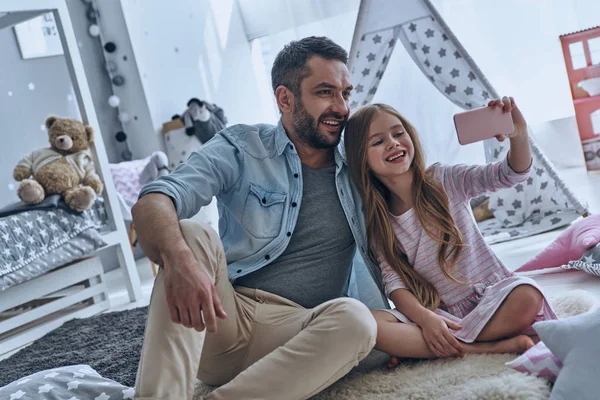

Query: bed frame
[0,0,143,355]
[0,257,108,353]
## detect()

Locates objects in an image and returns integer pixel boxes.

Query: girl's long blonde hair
[344,104,465,310]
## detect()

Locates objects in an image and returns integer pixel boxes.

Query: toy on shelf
[560,26,600,172]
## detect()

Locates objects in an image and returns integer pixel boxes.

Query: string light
[82,0,132,161]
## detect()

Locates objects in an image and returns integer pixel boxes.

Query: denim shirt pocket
[242,183,287,239]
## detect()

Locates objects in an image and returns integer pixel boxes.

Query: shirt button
[265,254,270,260]
[262,198,266,204]
[291,201,297,207]
[294,173,299,178]
[289,144,294,150]
[237,269,242,273]
[340,190,345,196]
[286,232,291,237]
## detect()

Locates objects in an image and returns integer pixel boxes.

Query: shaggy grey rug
[0,290,596,399]
[0,306,147,387]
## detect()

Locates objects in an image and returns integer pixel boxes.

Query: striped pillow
[562,243,600,276]
[505,341,562,381]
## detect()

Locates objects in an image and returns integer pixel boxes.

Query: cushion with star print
[0,364,135,400]
[561,242,600,276]
[515,214,600,272]
[534,307,600,400]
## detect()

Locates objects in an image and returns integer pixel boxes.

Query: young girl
[344,97,556,361]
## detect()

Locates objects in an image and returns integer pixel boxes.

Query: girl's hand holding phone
[488,96,527,142]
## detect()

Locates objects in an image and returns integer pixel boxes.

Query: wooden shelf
[574,94,600,105]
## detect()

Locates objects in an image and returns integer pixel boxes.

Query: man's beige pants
[134,220,377,400]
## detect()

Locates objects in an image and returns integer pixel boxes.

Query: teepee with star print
[347,0,589,244]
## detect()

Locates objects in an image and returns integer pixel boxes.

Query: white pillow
[163,126,202,171]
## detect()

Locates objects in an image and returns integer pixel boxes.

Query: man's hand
[162,249,227,333]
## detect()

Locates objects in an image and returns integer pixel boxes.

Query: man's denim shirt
[139,121,388,310]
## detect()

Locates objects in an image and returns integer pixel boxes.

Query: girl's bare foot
[490,334,535,354]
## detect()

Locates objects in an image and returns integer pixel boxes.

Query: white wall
[120,0,267,131]
[0,21,79,208]
[431,0,600,125]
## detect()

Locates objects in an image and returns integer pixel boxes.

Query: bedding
[0,196,108,290]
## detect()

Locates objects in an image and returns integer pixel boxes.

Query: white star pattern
[122,388,135,399]
[584,255,597,264]
[67,380,81,390]
[0,220,6,228]
[2,232,9,241]
[15,243,25,251]
[44,371,59,378]
[40,229,48,237]
[9,390,26,399]
[38,383,54,393]
[95,393,111,400]
[25,220,33,229]
[78,367,96,375]
[14,227,23,236]
[16,378,31,385]
[36,215,44,223]
[2,248,10,256]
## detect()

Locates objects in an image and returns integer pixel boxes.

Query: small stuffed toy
[181,98,227,143]
[13,116,104,212]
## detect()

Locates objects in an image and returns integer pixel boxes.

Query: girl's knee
[513,286,543,320]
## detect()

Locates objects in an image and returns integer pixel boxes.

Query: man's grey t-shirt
[236,163,356,308]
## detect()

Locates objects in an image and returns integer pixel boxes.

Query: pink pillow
[515,214,600,272]
[505,341,562,382]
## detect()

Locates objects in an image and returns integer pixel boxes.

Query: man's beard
[291,100,346,149]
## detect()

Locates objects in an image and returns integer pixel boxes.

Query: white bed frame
[0,0,142,355]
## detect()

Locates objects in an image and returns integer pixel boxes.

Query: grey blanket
[0,194,78,218]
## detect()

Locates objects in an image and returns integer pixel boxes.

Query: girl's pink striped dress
[380,157,556,343]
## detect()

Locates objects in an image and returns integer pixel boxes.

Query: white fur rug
[194,290,597,400]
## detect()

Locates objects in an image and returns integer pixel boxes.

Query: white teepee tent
[348,0,589,244]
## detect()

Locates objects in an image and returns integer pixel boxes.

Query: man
[133,36,389,400]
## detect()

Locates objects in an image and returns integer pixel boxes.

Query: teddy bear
[13,116,104,212]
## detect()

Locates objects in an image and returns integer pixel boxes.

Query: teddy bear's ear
[45,116,58,129]
[85,125,95,143]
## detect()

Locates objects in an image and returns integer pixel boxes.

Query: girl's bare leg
[477,285,544,342]
[373,311,534,365]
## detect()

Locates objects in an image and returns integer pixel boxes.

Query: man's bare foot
[387,356,400,369]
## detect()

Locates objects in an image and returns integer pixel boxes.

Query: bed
[0,196,112,352]
[0,195,109,291]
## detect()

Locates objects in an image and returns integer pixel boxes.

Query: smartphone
[454,106,514,145]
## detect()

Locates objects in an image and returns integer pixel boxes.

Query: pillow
[505,341,562,382]
[515,214,600,272]
[561,243,600,276]
[534,307,600,400]
[0,364,134,399]
[163,125,202,170]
